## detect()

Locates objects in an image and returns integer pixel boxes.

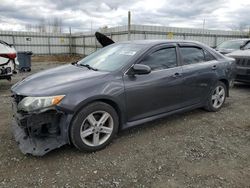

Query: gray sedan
[11,40,236,156]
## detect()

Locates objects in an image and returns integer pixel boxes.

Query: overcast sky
[0,0,249,32]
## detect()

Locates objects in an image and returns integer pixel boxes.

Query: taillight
[0,53,16,59]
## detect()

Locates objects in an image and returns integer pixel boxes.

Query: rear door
[178,43,218,106]
[123,44,184,122]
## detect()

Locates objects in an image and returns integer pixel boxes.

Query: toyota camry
[11,35,236,156]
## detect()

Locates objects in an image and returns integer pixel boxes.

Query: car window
[141,47,177,71]
[216,40,245,50]
[204,50,216,61]
[180,47,205,65]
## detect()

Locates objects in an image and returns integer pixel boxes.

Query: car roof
[118,39,225,60]
[119,39,205,47]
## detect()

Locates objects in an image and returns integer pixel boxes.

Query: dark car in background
[215,39,250,55]
[11,40,236,156]
[227,49,250,83]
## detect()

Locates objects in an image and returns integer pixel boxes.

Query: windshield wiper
[79,64,98,71]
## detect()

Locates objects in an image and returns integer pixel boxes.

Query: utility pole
[69,27,72,55]
[202,19,206,42]
[90,20,93,34]
[128,11,131,41]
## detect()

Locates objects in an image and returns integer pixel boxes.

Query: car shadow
[30,108,206,159]
[233,82,250,89]
[117,109,204,138]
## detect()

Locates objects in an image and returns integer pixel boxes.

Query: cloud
[0,0,249,32]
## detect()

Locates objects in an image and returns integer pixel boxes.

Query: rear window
[179,47,205,65]
[141,47,177,71]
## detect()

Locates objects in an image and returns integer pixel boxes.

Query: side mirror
[129,64,151,75]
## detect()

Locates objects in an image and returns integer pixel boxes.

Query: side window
[141,47,177,71]
[180,47,205,65]
[204,50,216,61]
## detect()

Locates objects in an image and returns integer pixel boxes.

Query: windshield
[78,43,144,71]
[217,40,245,50]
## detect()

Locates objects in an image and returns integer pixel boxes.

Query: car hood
[226,49,250,58]
[11,64,109,96]
[216,48,235,54]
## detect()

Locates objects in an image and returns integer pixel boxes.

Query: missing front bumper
[11,119,67,156]
[11,109,69,156]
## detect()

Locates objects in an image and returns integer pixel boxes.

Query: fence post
[110,32,113,41]
[69,27,72,55]
[83,35,85,56]
[214,35,217,47]
[95,35,97,51]
[48,36,51,55]
[12,35,15,47]
[128,11,131,40]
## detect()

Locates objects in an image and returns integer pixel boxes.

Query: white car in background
[0,40,19,80]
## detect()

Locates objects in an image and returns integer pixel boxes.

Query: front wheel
[205,81,227,112]
[70,102,119,152]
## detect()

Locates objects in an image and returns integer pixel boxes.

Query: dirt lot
[0,60,250,188]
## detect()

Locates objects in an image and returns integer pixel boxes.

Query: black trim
[0,59,11,66]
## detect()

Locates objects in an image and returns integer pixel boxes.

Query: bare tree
[228,23,248,32]
[25,23,32,31]
[26,17,64,33]
[99,25,109,33]
[51,17,63,33]
[37,18,46,33]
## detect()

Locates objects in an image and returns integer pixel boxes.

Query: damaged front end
[11,94,70,156]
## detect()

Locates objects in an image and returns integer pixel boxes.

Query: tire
[70,102,119,152]
[204,81,227,112]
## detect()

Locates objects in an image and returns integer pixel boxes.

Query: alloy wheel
[211,85,225,109]
[80,111,114,147]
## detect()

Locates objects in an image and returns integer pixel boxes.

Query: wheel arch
[68,96,124,141]
[218,78,229,97]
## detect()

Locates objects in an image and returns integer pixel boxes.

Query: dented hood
[11,64,109,96]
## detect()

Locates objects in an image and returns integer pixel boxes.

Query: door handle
[212,65,217,70]
[172,72,182,78]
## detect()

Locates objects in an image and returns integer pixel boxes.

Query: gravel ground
[0,61,249,188]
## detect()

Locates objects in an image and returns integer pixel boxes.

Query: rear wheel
[205,81,227,112]
[70,102,119,152]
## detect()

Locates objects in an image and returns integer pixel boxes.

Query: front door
[123,45,184,122]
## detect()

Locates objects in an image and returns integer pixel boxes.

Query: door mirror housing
[129,64,151,75]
